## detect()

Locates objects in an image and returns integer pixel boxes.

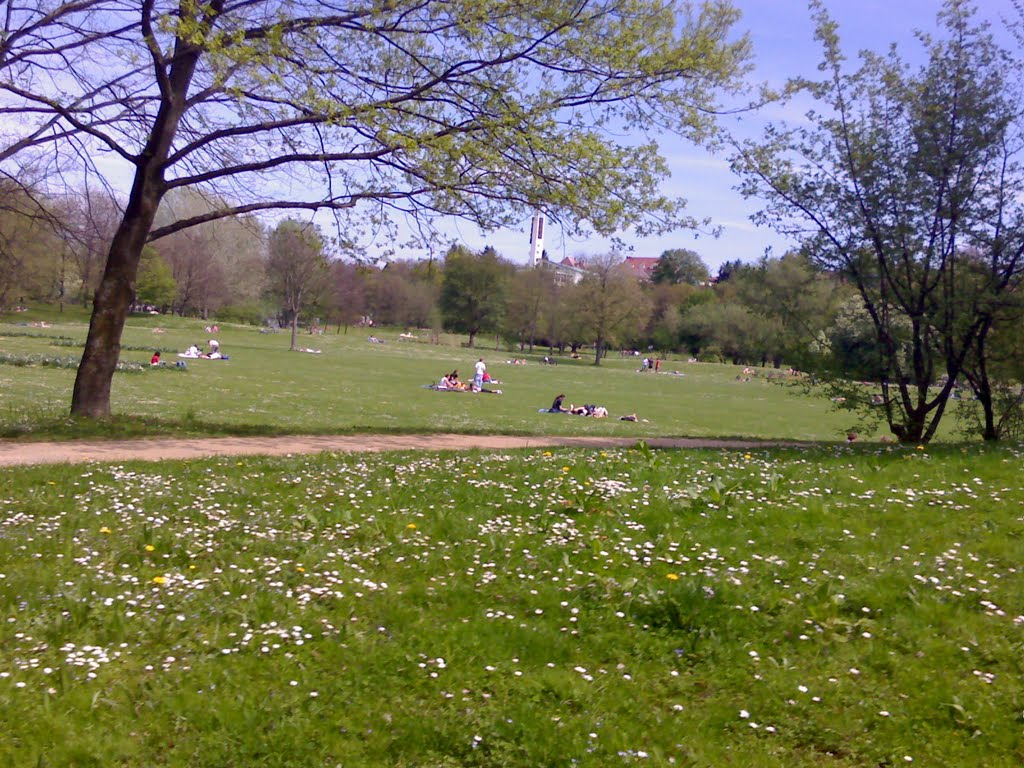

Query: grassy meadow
[0,308,942,442]
[1,443,1022,766]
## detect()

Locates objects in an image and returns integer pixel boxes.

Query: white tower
[528,210,545,267]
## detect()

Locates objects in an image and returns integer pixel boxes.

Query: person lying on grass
[569,404,608,417]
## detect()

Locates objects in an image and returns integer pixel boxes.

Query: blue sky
[81,1,1013,269]
[429,0,1018,271]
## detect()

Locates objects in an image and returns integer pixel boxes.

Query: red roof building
[623,256,659,281]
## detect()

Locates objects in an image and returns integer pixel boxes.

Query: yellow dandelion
[406,523,417,530]
[562,466,570,472]
[743,453,752,460]
[666,573,680,581]
[145,544,155,552]
[152,576,167,585]
[296,566,305,572]
[543,451,552,457]
[99,526,112,534]
[916,445,925,451]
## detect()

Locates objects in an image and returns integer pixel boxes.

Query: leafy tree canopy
[134,247,177,309]
[438,244,514,346]
[651,248,709,285]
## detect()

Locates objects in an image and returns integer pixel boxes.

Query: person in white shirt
[473,358,486,389]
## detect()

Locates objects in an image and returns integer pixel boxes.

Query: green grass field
[0,310,947,442]
[1,443,1021,766]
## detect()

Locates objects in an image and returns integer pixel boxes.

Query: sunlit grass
[0,443,1020,766]
[0,313,951,442]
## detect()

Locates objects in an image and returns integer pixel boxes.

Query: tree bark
[69,2,209,417]
[71,177,164,417]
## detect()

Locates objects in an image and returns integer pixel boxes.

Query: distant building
[529,211,545,266]
[535,253,587,285]
[622,256,659,281]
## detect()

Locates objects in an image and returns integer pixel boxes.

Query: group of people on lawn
[549,394,639,421]
[431,360,638,418]
[436,358,501,393]
[179,338,223,359]
[151,339,225,365]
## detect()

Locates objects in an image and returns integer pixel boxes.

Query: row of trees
[0,0,749,418]
[0,185,268,316]
[7,152,1024,442]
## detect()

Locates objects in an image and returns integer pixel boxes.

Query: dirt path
[0,433,800,467]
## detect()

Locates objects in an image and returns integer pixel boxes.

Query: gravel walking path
[0,433,800,467]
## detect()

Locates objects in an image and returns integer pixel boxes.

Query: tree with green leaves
[0,1,750,417]
[643,282,694,351]
[439,245,513,347]
[731,253,845,368]
[566,252,651,364]
[651,248,709,285]
[955,257,1024,440]
[134,247,177,310]
[266,220,328,352]
[680,299,773,365]
[502,267,559,352]
[733,0,1021,443]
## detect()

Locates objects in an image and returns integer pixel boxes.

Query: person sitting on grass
[448,370,468,391]
[150,351,161,366]
[549,394,568,413]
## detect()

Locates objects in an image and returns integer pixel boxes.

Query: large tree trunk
[71,180,164,417]
[68,14,206,418]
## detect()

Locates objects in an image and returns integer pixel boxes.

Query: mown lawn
[1,443,1021,766]
[0,313,953,442]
